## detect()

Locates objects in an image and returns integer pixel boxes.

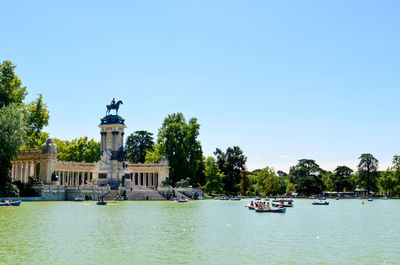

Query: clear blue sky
[2,0,400,171]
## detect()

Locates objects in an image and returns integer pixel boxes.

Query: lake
[0,199,399,264]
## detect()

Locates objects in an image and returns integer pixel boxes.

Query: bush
[12,181,38,197]
[0,182,20,197]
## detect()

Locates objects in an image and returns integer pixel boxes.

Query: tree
[289,159,324,195]
[54,137,100,163]
[379,169,397,196]
[203,157,224,194]
[0,104,27,196]
[214,146,247,193]
[277,170,287,177]
[0,61,27,108]
[240,171,252,195]
[262,167,281,195]
[332,166,354,192]
[156,113,203,185]
[23,94,50,148]
[357,153,379,194]
[126,131,154,163]
[145,145,163,163]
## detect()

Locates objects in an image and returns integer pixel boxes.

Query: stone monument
[93,98,128,187]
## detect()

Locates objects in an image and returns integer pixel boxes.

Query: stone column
[10,164,14,182]
[22,163,26,183]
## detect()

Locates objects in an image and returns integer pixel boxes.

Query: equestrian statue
[106,98,123,115]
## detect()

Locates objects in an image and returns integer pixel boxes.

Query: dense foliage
[214,146,247,193]
[146,113,204,186]
[54,137,100,163]
[0,104,27,196]
[126,131,154,163]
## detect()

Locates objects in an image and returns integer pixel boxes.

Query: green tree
[203,157,224,194]
[23,94,50,148]
[145,144,163,163]
[240,171,252,195]
[214,146,247,193]
[332,166,354,192]
[0,61,27,108]
[263,168,281,195]
[0,104,27,196]
[155,113,203,185]
[357,153,379,194]
[379,169,397,196]
[54,137,100,163]
[126,131,154,163]
[289,159,324,195]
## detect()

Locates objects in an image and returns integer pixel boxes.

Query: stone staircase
[125,186,166,200]
[174,190,189,200]
[100,190,119,200]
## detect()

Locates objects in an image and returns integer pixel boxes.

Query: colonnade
[57,171,93,186]
[130,172,159,187]
[11,162,38,183]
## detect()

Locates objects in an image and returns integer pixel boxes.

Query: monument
[93,98,129,187]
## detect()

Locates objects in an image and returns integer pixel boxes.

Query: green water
[0,199,399,264]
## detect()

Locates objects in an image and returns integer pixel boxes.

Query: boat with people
[231,196,241,201]
[255,196,261,201]
[178,199,188,203]
[97,201,107,205]
[214,196,220,200]
[0,200,21,206]
[272,202,293,208]
[272,198,293,203]
[312,200,329,205]
[255,207,286,213]
[220,197,229,200]
[381,196,388,200]
[74,197,84,202]
[368,198,373,201]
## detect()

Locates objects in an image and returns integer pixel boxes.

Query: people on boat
[279,200,284,208]
[250,201,254,207]
[266,202,270,209]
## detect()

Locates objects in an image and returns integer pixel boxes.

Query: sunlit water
[0,199,399,264]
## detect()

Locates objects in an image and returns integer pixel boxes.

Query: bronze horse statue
[106,100,123,115]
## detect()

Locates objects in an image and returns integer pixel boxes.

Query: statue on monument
[106,98,123,116]
[100,150,112,167]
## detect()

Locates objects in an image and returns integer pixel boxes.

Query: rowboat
[255,207,286,213]
[74,197,84,202]
[97,201,107,205]
[0,201,21,206]
[247,206,255,210]
[272,202,293,208]
[231,197,241,201]
[312,200,329,205]
[178,199,188,203]
[255,197,261,201]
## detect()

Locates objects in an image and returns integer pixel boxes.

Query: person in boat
[266,202,270,209]
[250,201,254,207]
[279,200,284,208]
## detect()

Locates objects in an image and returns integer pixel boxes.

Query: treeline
[127,114,400,196]
[0,61,50,196]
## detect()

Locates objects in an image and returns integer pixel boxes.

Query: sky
[2,0,400,172]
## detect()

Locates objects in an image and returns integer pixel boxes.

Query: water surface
[0,199,399,264]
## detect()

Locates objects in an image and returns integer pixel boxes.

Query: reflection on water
[0,200,399,264]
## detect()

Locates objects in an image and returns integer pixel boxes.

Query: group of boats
[214,196,241,201]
